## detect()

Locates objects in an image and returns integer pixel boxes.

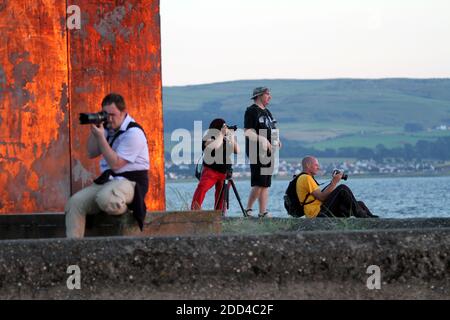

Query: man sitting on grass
[296,156,378,218]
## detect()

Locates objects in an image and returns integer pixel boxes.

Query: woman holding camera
[191,118,240,211]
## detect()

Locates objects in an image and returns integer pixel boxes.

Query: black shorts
[250,163,272,187]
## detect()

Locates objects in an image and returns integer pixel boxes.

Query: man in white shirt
[65,93,149,238]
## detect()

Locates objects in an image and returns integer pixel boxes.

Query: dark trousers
[318,185,372,218]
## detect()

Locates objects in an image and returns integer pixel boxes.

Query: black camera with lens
[332,169,348,181]
[227,125,238,130]
[79,111,107,125]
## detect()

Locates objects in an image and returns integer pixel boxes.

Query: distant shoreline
[166,171,450,184]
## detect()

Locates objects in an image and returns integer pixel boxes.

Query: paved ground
[0,226,448,299]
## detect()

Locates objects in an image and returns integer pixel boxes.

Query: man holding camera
[65,93,149,238]
[296,156,377,218]
[244,87,281,218]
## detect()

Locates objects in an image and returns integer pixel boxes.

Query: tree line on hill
[164,136,450,161]
[280,136,450,161]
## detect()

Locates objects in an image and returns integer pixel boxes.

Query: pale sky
[160,0,450,86]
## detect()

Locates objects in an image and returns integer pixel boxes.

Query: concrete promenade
[0,213,448,299]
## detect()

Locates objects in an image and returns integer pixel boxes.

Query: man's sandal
[244,208,253,217]
[258,211,272,218]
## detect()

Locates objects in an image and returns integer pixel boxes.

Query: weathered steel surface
[68,0,165,211]
[0,0,165,213]
[0,1,70,213]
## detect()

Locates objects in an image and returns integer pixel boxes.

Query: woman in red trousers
[191,118,239,212]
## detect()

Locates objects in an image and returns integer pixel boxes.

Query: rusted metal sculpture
[0,0,165,213]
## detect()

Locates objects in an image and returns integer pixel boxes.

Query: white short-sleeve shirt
[100,114,150,174]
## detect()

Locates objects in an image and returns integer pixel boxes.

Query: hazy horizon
[162,76,450,88]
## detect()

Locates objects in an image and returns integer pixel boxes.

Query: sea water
[166,176,450,218]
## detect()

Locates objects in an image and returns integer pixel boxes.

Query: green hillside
[163,79,450,154]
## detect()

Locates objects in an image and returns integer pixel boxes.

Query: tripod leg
[215,180,226,211]
[229,179,247,217]
[221,180,229,216]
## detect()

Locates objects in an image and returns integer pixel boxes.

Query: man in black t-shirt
[243,87,281,218]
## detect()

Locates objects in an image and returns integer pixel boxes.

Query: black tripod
[215,169,247,217]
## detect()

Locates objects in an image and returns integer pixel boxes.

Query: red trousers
[191,166,229,212]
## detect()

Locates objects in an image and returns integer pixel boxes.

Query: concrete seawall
[0,211,221,240]
[2,212,450,240]
[0,225,448,299]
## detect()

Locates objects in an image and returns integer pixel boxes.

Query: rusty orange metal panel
[0,1,70,213]
[68,0,165,211]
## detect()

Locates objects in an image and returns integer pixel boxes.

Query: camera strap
[108,122,146,147]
